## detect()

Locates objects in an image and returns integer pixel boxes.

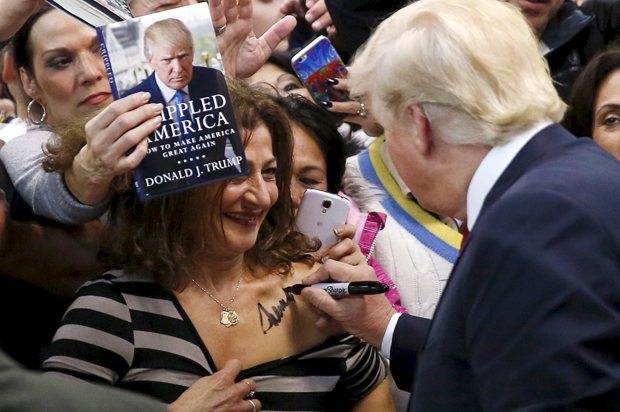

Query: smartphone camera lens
[322,199,332,209]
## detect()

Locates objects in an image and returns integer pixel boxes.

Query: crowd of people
[3,0,620,411]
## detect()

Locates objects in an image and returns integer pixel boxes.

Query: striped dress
[42,270,388,411]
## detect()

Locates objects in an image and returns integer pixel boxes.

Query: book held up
[96,3,248,200]
[47,0,132,28]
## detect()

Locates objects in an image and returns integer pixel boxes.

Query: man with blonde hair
[301,0,620,410]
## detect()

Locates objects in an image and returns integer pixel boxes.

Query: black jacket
[326,0,620,100]
[544,0,620,101]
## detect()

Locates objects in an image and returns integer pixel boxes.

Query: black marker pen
[284,281,390,296]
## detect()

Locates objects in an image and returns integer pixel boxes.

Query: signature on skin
[258,289,296,334]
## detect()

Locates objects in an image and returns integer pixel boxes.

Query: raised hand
[323,78,384,137]
[0,0,46,41]
[209,0,297,79]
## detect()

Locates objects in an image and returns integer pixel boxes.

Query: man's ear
[406,103,433,155]
[19,66,39,101]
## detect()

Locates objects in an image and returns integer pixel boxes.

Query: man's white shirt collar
[466,119,553,231]
[154,73,189,104]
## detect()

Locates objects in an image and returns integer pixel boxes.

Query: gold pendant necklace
[191,275,242,327]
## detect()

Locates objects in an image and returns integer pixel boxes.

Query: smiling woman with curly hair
[42,82,394,412]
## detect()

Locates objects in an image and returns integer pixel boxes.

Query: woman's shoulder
[0,125,54,164]
[74,269,164,299]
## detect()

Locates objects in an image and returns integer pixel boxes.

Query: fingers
[326,77,350,91]
[301,286,343,317]
[236,0,254,21]
[218,359,243,381]
[323,238,365,266]
[246,398,262,411]
[208,0,227,31]
[223,0,240,26]
[88,92,152,131]
[334,224,355,240]
[280,0,305,17]
[114,132,148,173]
[305,0,332,31]
[112,103,161,145]
[327,100,363,116]
[303,258,376,285]
[302,262,333,285]
[87,102,162,165]
[258,15,297,55]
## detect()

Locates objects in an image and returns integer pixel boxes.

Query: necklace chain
[191,275,243,309]
[191,275,243,328]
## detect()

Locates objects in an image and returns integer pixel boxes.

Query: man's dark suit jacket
[124,66,224,107]
[390,124,620,411]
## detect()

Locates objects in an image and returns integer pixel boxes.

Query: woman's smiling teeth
[224,210,263,225]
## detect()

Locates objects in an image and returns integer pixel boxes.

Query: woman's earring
[27,99,46,125]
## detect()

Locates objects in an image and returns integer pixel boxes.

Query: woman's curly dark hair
[100,79,317,290]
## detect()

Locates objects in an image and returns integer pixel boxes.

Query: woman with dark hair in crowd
[42,82,395,412]
[272,93,406,313]
[273,93,345,205]
[563,46,620,161]
[0,5,161,223]
[0,0,298,226]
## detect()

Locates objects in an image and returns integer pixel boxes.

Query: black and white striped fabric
[42,270,387,411]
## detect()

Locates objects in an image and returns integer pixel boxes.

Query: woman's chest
[189,289,334,370]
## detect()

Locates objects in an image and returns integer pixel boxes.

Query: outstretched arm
[209,0,297,79]
[0,0,46,42]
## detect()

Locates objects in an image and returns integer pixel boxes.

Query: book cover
[97,3,248,201]
[47,0,132,28]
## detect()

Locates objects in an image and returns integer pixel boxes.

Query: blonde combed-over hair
[349,0,566,146]
[144,18,194,59]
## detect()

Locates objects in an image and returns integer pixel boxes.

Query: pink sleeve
[358,211,408,314]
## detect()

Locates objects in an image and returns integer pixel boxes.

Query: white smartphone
[296,189,351,248]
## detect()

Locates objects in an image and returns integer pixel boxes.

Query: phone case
[296,189,351,248]
[291,36,349,106]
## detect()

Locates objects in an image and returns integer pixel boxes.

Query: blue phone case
[292,36,349,105]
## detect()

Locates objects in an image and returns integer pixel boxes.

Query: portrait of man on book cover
[98,3,248,200]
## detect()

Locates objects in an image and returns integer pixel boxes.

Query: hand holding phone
[296,189,351,249]
[292,36,349,123]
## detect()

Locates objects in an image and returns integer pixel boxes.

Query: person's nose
[170,58,183,73]
[245,174,272,208]
[78,53,105,84]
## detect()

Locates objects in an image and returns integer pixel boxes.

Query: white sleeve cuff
[380,312,402,359]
